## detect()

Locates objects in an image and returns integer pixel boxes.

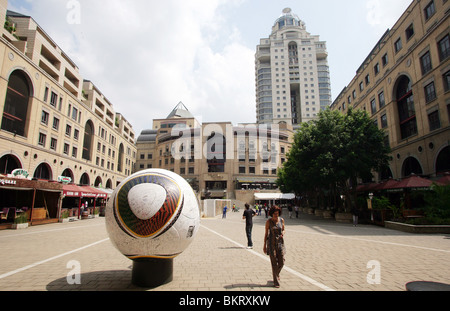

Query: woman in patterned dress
[263,205,286,288]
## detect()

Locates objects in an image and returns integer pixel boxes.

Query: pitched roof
[167,102,193,119]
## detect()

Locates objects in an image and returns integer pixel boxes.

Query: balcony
[316,48,328,60]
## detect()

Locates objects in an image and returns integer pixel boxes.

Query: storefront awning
[254,193,295,200]
[63,185,108,198]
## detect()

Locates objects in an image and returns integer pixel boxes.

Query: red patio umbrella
[374,178,400,191]
[436,174,450,185]
[391,174,434,189]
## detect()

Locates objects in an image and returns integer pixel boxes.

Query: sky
[8,0,413,134]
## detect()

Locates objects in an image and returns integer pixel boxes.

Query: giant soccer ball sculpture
[106,169,200,287]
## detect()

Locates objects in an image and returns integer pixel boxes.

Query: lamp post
[368,192,374,222]
[340,194,345,212]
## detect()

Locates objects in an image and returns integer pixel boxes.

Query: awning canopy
[63,185,108,198]
[255,193,295,200]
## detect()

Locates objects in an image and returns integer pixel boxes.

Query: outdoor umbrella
[391,174,435,189]
[374,178,401,191]
[436,174,450,186]
[390,174,438,211]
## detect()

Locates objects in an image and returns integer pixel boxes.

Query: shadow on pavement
[46,270,148,291]
[223,281,274,289]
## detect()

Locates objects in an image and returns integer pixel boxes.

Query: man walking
[242,203,256,249]
[222,205,228,219]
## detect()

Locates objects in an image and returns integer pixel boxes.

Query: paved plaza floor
[0,209,449,293]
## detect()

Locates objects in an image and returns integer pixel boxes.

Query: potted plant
[12,212,29,230]
[372,196,394,226]
[59,209,70,223]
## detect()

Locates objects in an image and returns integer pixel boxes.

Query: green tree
[277,108,391,211]
[424,184,450,219]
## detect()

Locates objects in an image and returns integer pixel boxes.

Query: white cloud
[8,0,255,133]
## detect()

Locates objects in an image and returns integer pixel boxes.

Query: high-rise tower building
[255,8,332,127]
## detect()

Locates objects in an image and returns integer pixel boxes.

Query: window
[63,143,70,155]
[43,87,49,102]
[374,63,380,76]
[38,133,46,146]
[52,117,59,130]
[396,76,417,139]
[65,124,72,137]
[428,110,440,131]
[50,92,58,107]
[370,98,377,114]
[395,38,402,53]
[140,154,145,160]
[378,91,385,109]
[359,82,364,92]
[438,34,450,62]
[365,74,370,85]
[381,114,388,128]
[424,1,435,20]
[72,147,78,158]
[50,138,57,151]
[405,24,414,41]
[424,82,437,103]
[382,53,388,66]
[420,51,432,75]
[74,129,79,140]
[71,107,78,121]
[444,70,450,92]
[41,111,49,125]
[239,166,246,174]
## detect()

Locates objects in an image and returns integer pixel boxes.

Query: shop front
[62,185,108,219]
[254,192,296,208]
[0,176,63,229]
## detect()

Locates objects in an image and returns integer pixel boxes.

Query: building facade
[255,8,332,127]
[136,103,294,204]
[331,0,449,181]
[0,1,136,189]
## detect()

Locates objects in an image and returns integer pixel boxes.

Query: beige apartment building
[136,103,294,204]
[256,8,332,127]
[331,0,449,181]
[0,1,136,189]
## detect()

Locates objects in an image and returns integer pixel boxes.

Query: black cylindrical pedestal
[132,258,173,288]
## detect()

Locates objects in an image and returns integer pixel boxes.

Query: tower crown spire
[273,8,304,31]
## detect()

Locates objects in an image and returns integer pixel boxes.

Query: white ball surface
[127,183,166,220]
[105,169,200,260]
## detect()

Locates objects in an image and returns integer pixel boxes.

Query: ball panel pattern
[114,173,182,238]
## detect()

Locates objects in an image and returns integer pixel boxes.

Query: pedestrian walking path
[0,209,449,292]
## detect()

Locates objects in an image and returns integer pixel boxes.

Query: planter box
[335,212,352,223]
[32,208,47,220]
[323,210,334,219]
[11,223,29,230]
[385,221,450,234]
